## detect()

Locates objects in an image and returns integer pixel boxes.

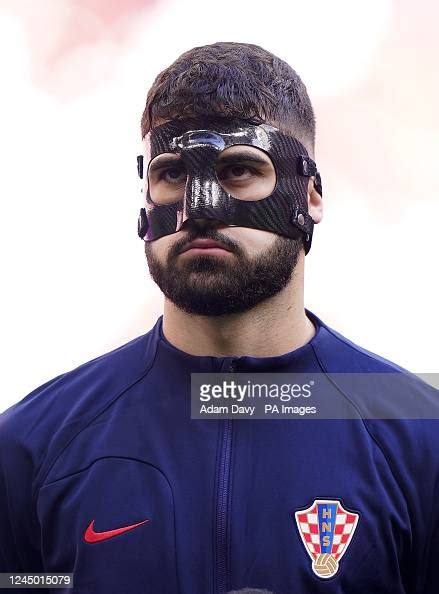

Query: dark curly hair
[141,41,316,157]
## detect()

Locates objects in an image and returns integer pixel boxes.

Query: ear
[307,177,323,224]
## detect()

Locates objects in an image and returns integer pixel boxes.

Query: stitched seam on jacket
[31,334,161,508]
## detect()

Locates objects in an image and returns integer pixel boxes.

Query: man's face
[144,220,303,317]
[143,121,307,317]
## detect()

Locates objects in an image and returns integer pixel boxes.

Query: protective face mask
[137,117,322,254]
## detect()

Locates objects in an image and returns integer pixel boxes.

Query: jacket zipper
[215,358,237,594]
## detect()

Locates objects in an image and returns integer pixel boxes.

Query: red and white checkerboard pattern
[295,500,358,561]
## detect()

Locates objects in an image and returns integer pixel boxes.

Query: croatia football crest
[294,499,359,578]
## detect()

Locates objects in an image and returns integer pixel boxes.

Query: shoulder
[308,308,439,483]
[0,323,159,471]
[309,310,437,410]
[308,308,437,415]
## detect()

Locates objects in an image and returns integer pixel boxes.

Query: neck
[161,258,315,358]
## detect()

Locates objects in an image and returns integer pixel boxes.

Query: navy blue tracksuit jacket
[0,309,438,594]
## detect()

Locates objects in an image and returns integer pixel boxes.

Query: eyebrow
[148,155,181,174]
[148,149,271,174]
[217,150,271,167]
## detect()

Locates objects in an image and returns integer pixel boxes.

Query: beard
[144,227,303,317]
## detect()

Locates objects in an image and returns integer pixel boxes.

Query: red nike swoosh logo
[84,518,150,543]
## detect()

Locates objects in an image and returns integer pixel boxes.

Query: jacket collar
[152,309,326,373]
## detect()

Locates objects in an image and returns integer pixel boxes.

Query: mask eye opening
[213,144,277,202]
[146,151,188,206]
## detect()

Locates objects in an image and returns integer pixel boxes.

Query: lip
[180,239,232,254]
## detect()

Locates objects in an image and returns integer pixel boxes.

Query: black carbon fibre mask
[137,117,322,255]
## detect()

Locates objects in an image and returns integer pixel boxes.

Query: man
[0,42,438,594]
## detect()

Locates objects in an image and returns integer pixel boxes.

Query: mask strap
[137,156,148,237]
[296,156,323,197]
[137,155,144,179]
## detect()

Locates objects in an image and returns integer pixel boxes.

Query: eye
[217,163,259,182]
[158,165,186,184]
